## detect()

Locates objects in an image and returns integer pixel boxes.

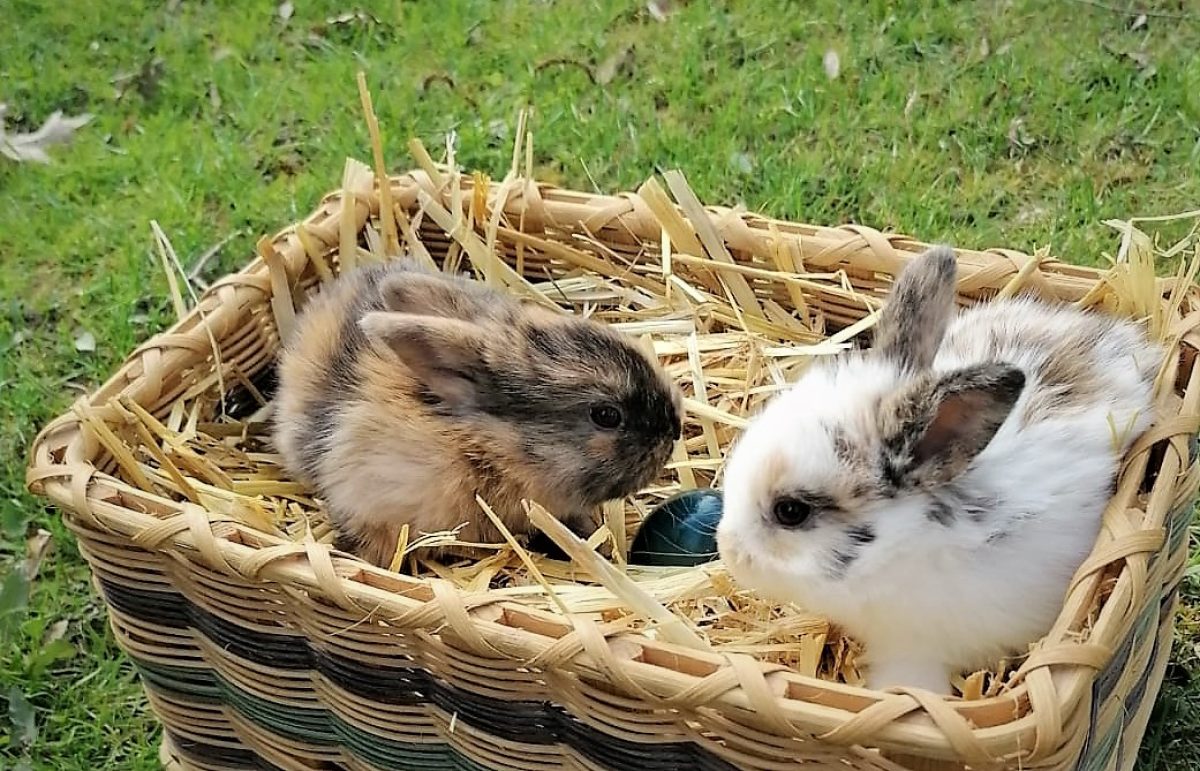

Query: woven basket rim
[27,166,1200,765]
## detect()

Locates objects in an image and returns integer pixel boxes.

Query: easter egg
[628,489,723,567]
[527,530,570,561]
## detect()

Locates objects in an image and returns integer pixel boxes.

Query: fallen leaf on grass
[324,10,380,27]
[0,105,92,164]
[647,0,674,22]
[823,49,841,79]
[596,44,634,86]
[1007,117,1036,156]
[43,619,69,646]
[24,529,53,580]
[113,56,166,102]
[903,89,920,119]
[73,330,96,353]
[278,1,294,21]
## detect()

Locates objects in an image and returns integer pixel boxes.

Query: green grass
[2,0,1199,768]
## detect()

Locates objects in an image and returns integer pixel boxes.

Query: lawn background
[2,1,1199,768]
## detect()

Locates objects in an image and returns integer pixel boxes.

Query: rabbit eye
[590,403,624,430]
[771,496,812,528]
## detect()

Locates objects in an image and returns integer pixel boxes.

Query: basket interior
[58,167,1196,706]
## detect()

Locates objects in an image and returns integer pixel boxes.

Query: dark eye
[590,403,623,430]
[771,496,812,528]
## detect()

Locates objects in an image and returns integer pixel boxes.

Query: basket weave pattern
[28,171,1200,771]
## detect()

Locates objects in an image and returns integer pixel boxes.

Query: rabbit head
[360,297,683,521]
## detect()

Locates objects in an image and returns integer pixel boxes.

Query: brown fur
[273,259,682,566]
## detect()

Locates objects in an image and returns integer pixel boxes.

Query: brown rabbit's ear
[360,312,490,411]
[878,363,1025,491]
[378,272,474,317]
[874,246,959,371]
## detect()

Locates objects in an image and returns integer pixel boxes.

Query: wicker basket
[28,168,1200,771]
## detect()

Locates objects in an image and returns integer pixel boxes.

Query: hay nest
[81,81,1200,701]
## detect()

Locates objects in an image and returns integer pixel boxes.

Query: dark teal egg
[628,489,723,567]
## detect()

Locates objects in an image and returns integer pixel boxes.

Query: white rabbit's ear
[878,363,1025,490]
[874,246,959,371]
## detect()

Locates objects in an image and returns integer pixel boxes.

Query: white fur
[718,297,1159,692]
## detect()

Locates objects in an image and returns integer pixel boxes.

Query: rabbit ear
[360,312,491,411]
[879,363,1025,490]
[874,246,959,371]
[378,272,477,317]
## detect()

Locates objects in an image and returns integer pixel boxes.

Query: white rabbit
[717,246,1161,693]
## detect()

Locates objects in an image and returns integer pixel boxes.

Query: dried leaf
[0,106,92,164]
[42,619,69,646]
[114,56,166,102]
[326,10,378,26]
[73,330,96,353]
[647,0,674,22]
[596,44,634,86]
[278,1,294,21]
[823,49,841,79]
[1007,117,1036,155]
[24,530,53,581]
[1128,50,1151,69]
[1130,13,1147,31]
[903,89,920,119]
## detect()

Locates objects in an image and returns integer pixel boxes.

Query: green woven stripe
[130,655,502,769]
[133,660,223,703]
[1078,721,1121,771]
[1167,500,1196,554]
[331,715,487,771]
[1131,594,1159,652]
[215,674,497,770]
[212,675,340,747]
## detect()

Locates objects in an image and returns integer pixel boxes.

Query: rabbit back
[937,296,1159,436]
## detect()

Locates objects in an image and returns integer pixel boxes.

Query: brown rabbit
[273,259,683,566]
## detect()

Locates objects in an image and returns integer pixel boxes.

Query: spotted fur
[273,259,682,566]
[718,245,1162,693]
